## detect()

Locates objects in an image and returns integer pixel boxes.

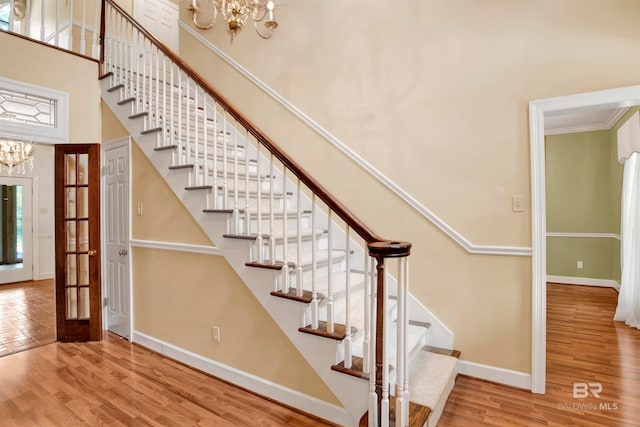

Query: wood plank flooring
[439,283,640,426]
[1,283,638,426]
[0,333,338,426]
[0,279,55,357]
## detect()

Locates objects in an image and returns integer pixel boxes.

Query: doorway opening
[529,85,640,393]
[0,177,33,283]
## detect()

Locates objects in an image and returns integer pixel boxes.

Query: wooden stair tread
[245,261,284,270]
[331,356,368,380]
[270,288,314,304]
[117,97,135,105]
[359,400,431,427]
[423,345,461,358]
[299,321,356,341]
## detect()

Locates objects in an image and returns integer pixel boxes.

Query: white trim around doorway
[529,84,640,394]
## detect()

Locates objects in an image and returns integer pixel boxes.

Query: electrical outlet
[577,261,583,269]
[212,326,221,343]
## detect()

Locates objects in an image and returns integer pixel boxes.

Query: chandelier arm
[189,1,218,30]
[192,11,217,30]
[254,20,273,39]
[252,7,268,23]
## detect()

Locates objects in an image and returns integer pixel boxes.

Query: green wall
[546,128,622,281]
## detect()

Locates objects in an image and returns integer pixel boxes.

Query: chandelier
[0,138,34,175]
[189,0,278,39]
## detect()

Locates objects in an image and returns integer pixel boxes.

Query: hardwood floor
[1,283,638,426]
[439,283,640,426]
[0,279,55,357]
[0,332,338,426]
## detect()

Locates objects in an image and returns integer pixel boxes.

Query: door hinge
[103,297,108,307]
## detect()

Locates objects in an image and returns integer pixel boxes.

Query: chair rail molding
[546,232,621,240]
[529,83,640,395]
[130,239,222,256]
[179,21,532,258]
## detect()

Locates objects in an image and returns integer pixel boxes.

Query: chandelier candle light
[0,138,34,175]
[189,0,278,39]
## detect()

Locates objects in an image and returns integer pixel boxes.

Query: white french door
[102,139,131,339]
[0,176,33,284]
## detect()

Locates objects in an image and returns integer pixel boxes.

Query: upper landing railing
[1,0,101,59]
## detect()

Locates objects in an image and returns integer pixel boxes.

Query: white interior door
[0,177,33,284]
[103,140,131,339]
[134,0,179,53]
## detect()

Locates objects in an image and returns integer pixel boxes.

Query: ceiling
[544,106,631,135]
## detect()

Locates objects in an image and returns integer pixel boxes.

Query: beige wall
[178,0,640,372]
[101,102,339,404]
[0,31,101,144]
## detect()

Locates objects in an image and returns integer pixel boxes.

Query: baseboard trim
[457,360,531,390]
[131,331,352,427]
[130,239,222,256]
[38,272,54,280]
[547,275,620,291]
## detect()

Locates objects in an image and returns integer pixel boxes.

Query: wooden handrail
[101,0,411,255]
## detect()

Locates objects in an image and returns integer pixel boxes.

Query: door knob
[88,250,97,256]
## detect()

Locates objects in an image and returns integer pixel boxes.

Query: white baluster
[395,258,406,427]
[326,210,334,334]
[381,267,390,427]
[222,111,229,210]
[363,249,371,375]
[295,178,303,296]
[402,258,410,423]
[155,47,160,132]
[68,0,73,50]
[281,168,289,292]
[24,0,31,36]
[177,70,183,164]
[132,30,138,105]
[368,256,378,427]
[55,0,60,46]
[193,84,200,184]
[80,0,87,55]
[230,117,238,231]
[92,0,100,58]
[268,153,276,265]
[310,194,318,329]
[344,226,352,369]
[170,63,176,163]
[161,53,168,148]
[212,102,220,211]
[142,39,148,121]
[203,93,209,191]
[40,0,45,41]
[244,128,250,240]
[185,79,191,172]
[255,143,264,261]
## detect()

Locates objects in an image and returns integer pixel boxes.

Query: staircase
[99,2,459,426]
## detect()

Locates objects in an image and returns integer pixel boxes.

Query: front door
[103,139,131,339]
[55,144,102,341]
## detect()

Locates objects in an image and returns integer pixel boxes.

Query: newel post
[367,241,411,427]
